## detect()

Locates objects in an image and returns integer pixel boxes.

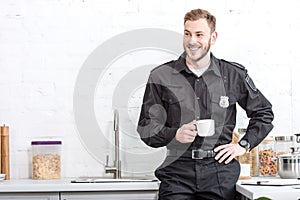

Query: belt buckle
[192,149,206,159]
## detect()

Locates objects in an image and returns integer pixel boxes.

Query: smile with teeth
[189,46,201,52]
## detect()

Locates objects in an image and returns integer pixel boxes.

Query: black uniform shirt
[137,53,274,151]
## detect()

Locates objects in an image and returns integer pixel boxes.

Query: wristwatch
[238,139,249,151]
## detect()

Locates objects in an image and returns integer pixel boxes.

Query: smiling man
[183,16,216,67]
[137,9,274,200]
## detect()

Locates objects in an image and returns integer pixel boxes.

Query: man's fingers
[185,129,197,137]
[225,155,235,164]
[216,150,232,163]
[214,144,227,152]
[176,122,198,143]
[181,124,197,135]
[214,144,237,164]
[188,120,197,125]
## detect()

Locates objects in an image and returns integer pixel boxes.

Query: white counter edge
[0,179,160,193]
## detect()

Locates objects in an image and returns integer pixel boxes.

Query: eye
[196,33,204,37]
[184,32,191,36]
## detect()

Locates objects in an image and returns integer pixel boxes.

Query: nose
[188,35,197,45]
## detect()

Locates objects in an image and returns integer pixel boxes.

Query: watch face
[240,140,248,147]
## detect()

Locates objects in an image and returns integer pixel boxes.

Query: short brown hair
[184,9,216,33]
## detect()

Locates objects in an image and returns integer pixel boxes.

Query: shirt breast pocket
[161,86,186,126]
[210,93,237,130]
[210,93,236,109]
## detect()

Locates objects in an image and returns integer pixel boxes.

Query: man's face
[183,19,217,62]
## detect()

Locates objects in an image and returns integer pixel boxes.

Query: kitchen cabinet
[0,192,59,200]
[60,191,158,200]
[0,179,159,200]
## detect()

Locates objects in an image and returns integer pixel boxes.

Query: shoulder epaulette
[151,60,174,73]
[221,59,258,92]
[221,59,245,71]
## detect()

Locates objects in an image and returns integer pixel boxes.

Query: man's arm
[137,76,178,148]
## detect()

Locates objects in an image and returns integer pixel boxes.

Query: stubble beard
[185,40,211,63]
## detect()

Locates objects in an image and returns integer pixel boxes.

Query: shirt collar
[206,54,221,77]
[173,52,221,77]
[173,52,191,74]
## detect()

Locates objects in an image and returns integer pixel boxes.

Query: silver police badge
[219,96,229,108]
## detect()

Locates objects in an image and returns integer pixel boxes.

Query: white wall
[1,0,300,179]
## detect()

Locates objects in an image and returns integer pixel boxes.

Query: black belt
[167,149,216,159]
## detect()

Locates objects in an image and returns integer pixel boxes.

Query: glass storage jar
[31,140,62,180]
[258,136,277,176]
[275,136,294,156]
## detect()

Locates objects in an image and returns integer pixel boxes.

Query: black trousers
[155,157,240,200]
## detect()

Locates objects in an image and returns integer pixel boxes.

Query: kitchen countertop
[1,177,300,200]
[0,178,160,193]
[236,177,300,200]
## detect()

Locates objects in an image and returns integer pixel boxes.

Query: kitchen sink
[70,176,158,183]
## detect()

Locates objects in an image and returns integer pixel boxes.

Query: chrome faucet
[105,109,121,179]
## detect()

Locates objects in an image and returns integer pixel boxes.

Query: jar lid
[278,152,300,159]
[262,136,274,142]
[31,141,62,145]
[275,136,294,142]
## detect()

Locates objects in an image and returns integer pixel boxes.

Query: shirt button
[196,116,200,119]
[196,97,200,100]
[196,79,200,82]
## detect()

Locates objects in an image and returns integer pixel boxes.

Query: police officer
[137,8,274,200]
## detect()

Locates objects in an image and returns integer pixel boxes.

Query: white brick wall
[0,0,300,179]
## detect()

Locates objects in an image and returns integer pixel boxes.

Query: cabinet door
[0,192,59,200]
[61,191,158,200]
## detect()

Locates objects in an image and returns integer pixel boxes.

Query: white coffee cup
[195,119,215,137]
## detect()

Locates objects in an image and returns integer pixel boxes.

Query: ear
[211,31,218,45]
